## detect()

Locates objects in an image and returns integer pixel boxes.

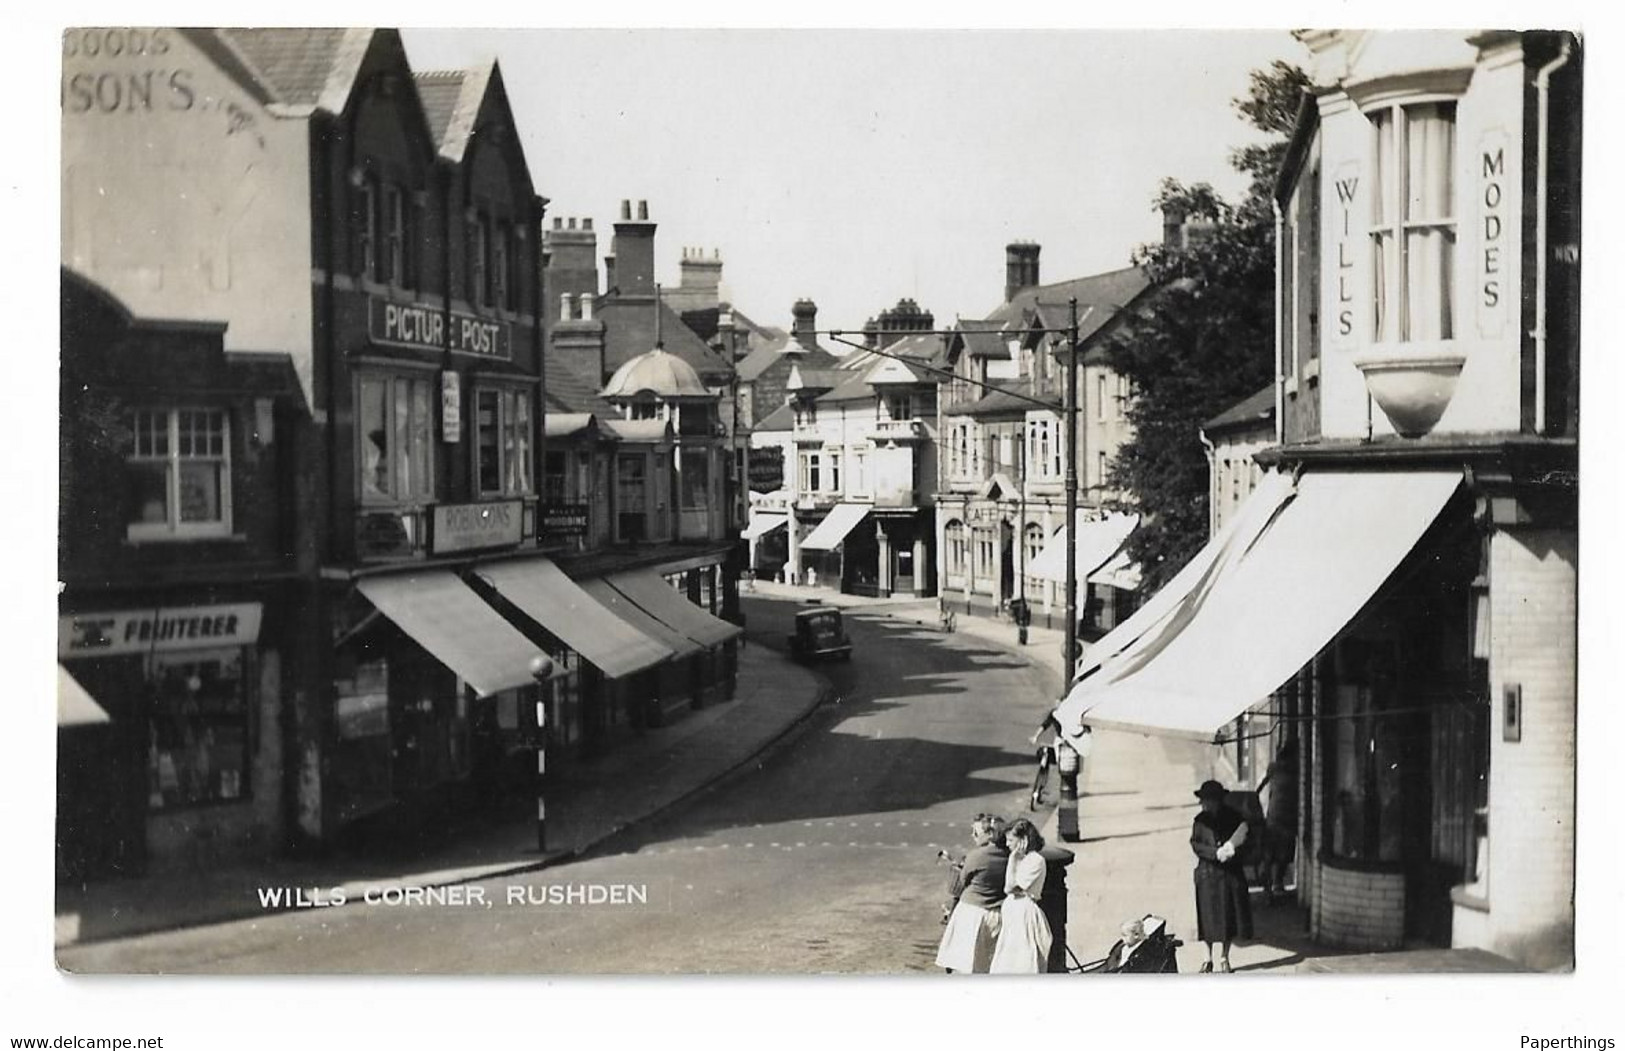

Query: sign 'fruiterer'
[370,297,511,360]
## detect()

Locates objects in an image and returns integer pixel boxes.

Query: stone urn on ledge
[1352,341,1467,438]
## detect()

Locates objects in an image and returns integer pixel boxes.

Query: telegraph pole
[1062,297,1080,682]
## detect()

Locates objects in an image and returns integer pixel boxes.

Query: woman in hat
[989,818,1053,973]
[1190,779,1252,972]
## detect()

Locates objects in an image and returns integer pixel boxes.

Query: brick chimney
[542,216,598,323]
[1005,241,1041,302]
[678,246,724,310]
[790,299,819,352]
[611,198,656,296]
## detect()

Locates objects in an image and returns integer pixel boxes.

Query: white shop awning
[355,572,548,698]
[1086,548,1143,592]
[1027,513,1138,583]
[799,503,871,551]
[57,665,110,728]
[742,513,788,541]
[1055,470,1462,741]
[608,571,744,649]
[474,558,673,680]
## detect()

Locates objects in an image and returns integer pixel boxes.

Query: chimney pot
[583,218,593,230]
[637,200,649,220]
[553,217,563,230]
[567,217,577,230]
[621,200,632,220]
[580,296,593,321]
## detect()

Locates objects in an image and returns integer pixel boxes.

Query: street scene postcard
[47,24,1590,1002]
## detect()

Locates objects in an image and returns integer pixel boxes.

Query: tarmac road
[60,597,1057,974]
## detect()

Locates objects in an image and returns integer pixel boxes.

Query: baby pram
[1066,914,1183,973]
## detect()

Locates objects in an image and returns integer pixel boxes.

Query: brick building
[59,28,744,875]
[1055,30,1579,970]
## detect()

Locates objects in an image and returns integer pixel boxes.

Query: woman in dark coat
[1190,779,1253,972]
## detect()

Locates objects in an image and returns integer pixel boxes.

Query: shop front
[58,594,286,878]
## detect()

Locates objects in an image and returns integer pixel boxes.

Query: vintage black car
[788,607,852,662]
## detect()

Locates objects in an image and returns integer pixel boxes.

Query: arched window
[944,519,966,575]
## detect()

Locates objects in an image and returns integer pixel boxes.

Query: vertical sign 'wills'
[1332,162,1361,347]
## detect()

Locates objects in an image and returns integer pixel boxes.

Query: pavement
[758,579,1528,976]
[54,639,831,950]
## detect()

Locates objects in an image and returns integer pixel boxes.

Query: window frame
[473,385,535,498]
[1367,98,1459,344]
[125,407,234,541]
[357,373,435,506]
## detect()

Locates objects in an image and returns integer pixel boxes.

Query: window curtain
[1404,103,1456,341]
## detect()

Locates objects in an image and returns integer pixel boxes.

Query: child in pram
[1074,915,1182,973]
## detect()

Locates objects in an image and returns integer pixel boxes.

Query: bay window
[358,374,433,504]
[1370,101,1457,343]
[475,387,534,497]
[125,408,232,540]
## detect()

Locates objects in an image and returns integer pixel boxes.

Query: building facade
[1059,29,1579,972]
[935,244,1152,634]
[59,28,745,876]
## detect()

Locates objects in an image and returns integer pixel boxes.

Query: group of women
[932,815,1053,974]
[933,776,1259,976]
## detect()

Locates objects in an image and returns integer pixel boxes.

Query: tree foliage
[1104,61,1308,591]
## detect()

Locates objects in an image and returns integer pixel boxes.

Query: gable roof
[599,296,733,384]
[754,402,795,433]
[1203,384,1276,435]
[216,27,374,113]
[977,265,1152,346]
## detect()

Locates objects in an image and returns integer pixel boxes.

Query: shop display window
[333,656,393,825]
[145,647,251,810]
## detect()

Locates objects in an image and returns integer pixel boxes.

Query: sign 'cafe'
[369,297,510,360]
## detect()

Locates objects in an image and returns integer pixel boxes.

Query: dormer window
[1370,101,1457,343]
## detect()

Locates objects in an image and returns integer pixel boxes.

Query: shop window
[1023,523,1046,592]
[680,447,711,508]
[125,408,232,540]
[1325,640,1406,862]
[145,647,251,810]
[358,374,433,504]
[333,656,392,824]
[475,387,534,497]
[543,449,568,504]
[1370,101,1457,343]
[617,453,648,542]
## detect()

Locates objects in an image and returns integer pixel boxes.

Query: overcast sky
[402,28,1303,334]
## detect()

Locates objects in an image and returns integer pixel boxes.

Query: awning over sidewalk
[1057,470,1462,740]
[581,579,703,660]
[474,559,673,680]
[355,572,547,698]
[1027,513,1138,583]
[742,513,788,541]
[57,665,110,727]
[608,571,744,649]
[799,502,871,551]
[1086,548,1143,592]
[1069,471,1297,687]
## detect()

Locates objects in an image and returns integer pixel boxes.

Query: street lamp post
[529,654,555,852]
[819,296,1084,697]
